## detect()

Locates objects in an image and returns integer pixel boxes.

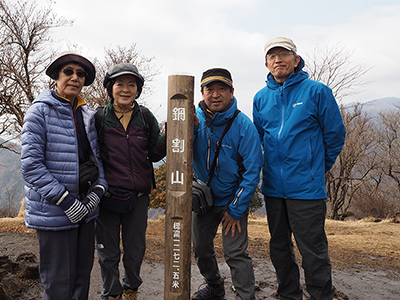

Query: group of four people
[21,36,345,300]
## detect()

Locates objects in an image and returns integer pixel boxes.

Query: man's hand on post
[193,105,199,127]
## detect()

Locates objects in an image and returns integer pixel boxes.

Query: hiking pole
[165,73,194,299]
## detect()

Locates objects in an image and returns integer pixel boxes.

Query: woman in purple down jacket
[21,51,107,300]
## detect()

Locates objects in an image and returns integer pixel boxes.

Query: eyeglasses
[62,68,88,78]
[266,50,294,61]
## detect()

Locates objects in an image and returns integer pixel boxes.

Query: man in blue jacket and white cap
[192,68,262,300]
[253,37,346,300]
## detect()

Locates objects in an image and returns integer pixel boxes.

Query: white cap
[264,37,297,57]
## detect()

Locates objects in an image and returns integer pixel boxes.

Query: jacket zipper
[207,138,211,170]
[114,108,138,183]
[277,87,286,198]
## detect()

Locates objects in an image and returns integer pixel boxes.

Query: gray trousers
[37,220,95,300]
[95,194,149,299]
[192,206,255,300]
[264,197,335,300]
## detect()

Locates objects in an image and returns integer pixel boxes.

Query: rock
[343,215,357,222]
[394,212,400,223]
[18,263,39,280]
[16,252,37,263]
[0,274,22,299]
[0,252,40,300]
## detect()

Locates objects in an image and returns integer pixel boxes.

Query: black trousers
[95,194,150,299]
[36,220,95,300]
[264,197,335,300]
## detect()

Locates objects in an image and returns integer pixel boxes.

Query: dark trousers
[192,206,255,300]
[36,220,95,300]
[264,197,335,300]
[95,194,150,299]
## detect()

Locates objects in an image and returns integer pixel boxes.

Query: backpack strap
[206,109,240,186]
[94,105,108,157]
[139,105,157,189]
[138,105,152,141]
[94,106,105,140]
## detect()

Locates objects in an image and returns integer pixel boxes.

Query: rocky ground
[1,216,400,300]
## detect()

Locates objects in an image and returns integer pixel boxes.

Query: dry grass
[1,215,399,270]
[146,215,400,270]
[0,217,35,234]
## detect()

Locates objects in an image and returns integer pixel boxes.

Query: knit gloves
[81,185,105,214]
[57,185,105,223]
[57,192,88,223]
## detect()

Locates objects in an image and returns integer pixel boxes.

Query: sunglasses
[62,68,88,78]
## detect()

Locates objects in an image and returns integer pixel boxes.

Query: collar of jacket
[106,99,139,114]
[105,99,140,128]
[266,55,308,89]
[266,69,309,90]
[51,90,86,111]
[199,97,238,127]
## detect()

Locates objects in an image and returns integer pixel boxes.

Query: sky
[35,0,400,121]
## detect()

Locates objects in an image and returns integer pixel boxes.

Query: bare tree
[304,43,371,103]
[304,43,375,219]
[326,104,377,219]
[0,186,19,217]
[82,44,160,108]
[348,107,400,217]
[377,108,400,193]
[351,177,398,219]
[0,0,72,153]
[0,1,161,153]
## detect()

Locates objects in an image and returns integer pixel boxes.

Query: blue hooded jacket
[21,90,108,231]
[193,97,262,220]
[253,58,346,200]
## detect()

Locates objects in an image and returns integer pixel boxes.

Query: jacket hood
[33,90,60,106]
[265,55,306,86]
[266,59,308,89]
[33,90,87,109]
[297,55,305,71]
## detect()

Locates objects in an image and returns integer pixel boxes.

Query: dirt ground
[1,215,400,300]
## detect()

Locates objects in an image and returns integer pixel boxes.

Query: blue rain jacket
[253,61,346,200]
[194,97,262,220]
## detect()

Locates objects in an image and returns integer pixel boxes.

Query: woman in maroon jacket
[95,63,166,300]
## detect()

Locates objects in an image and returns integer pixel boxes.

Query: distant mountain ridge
[0,145,24,210]
[346,97,400,116]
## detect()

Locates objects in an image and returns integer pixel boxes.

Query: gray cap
[103,63,144,99]
[103,63,144,88]
[264,37,297,57]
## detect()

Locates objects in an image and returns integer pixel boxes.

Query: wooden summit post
[164,74,194,300]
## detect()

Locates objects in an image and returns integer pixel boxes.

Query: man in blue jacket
[192,68,262,300]
[253,37,346,300]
